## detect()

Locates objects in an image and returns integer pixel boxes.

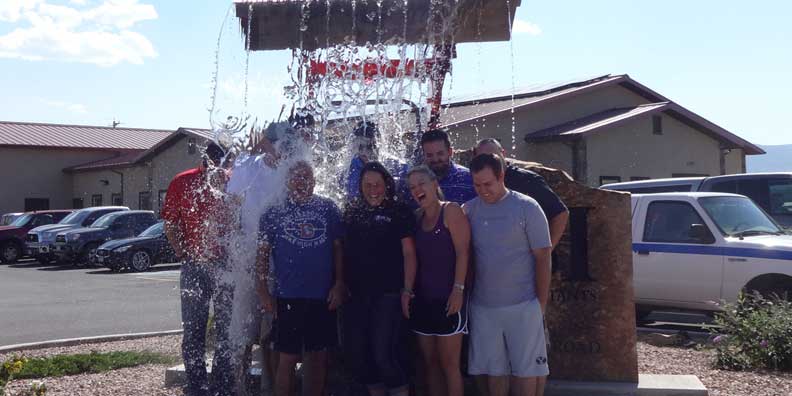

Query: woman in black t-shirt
[342,161,417,396]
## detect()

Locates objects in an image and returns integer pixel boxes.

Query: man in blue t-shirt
[420,128,477,205]
[256,161,345,396]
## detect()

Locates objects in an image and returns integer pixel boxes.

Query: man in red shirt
[162,141,234,396]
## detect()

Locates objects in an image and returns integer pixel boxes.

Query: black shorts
[409,297,467,336]
[274,298,338,354]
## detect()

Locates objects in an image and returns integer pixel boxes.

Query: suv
[603,173,792,228]
[0,210,73,263]
[53,211,158,266]
[26,206,129,263]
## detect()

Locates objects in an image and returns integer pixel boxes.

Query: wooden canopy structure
[235,0,521,51]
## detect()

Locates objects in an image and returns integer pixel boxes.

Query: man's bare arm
[548,210,569,250]
[532,246,552,313]
[164,220,184,258]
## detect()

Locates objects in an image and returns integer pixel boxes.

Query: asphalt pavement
[0,259,183,346]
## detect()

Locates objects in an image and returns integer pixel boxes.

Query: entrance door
[24,198,50,211]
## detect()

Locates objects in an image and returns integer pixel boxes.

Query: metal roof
[439,75,625,127]
[0,121,172,150]
[525,103,670,140]
[64,150,145,172]
[66,127,213,173]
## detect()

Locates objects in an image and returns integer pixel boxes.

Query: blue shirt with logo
[439,162,477,205]
[259,195,343,299]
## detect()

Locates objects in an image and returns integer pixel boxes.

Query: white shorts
[468,298,549,378]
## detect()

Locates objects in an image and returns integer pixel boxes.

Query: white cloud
[512,18,542,36]
[39,98,88,114]
[0,0,44,22]
[83,0,157,29]
[0,0,158,66]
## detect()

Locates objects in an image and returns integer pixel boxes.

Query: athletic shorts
[409,297,467,337]
[274,298,338,354]
[468,298,549,378]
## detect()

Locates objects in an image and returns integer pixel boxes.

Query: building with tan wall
[67,128,213,215]
[0,122,210,215]
[0,122,173,214]
[442,74,764,186]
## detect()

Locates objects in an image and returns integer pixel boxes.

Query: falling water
[200,0,478,392]
[505,0,517,158]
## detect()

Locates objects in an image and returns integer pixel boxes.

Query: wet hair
[470,153,505,179]
[289,160,313,176]
[204,141,226,167]
[289,112,315,129]
[359,161,397,203]
[420,128,451,149]
[406,165,445,200]
[475,138,503,152]
[353,121,379,139]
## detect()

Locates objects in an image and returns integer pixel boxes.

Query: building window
[188,138,197,155]
[111,193,123,206]
[158,190,167,210]
[139,191,152,210]
[24,198,50,211]
[599,176,622,186]
[91,194,103,207]
[652,115,663,135]
[72,198,84,209]
[631,176,650,181]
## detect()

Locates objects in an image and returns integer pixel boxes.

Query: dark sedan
[94,221,177,272]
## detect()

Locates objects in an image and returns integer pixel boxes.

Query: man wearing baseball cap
[162,141,235,396]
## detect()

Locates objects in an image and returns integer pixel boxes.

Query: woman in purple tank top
[403,165,471,396]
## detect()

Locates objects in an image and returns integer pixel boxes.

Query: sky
[0,0,790,145]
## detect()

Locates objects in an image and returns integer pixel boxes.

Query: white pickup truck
[631,192,792,317]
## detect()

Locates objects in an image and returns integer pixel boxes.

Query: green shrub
[14,351,176,379]
[1,356,27,395]
[712,292,792,371]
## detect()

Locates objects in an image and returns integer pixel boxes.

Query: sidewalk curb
[0,330,183,354]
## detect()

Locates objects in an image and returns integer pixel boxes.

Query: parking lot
[0,258,182,346]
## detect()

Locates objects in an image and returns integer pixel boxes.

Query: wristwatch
[453,283,465,292]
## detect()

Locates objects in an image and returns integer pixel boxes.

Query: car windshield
[139,222,163,237]
[90,213,119,228]
[58,211,86,225]
[1,214,20,225]
[699,196,783,237]
[9,214,32,227]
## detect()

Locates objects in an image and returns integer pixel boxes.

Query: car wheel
[129,250,153,272]
[744,275,792,301]
[0,241,21,264]
[77,243,99,267]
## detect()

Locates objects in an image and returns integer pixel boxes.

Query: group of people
[162,123,569,396]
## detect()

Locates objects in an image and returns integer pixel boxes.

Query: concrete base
[546,374,707,396]
[166,365,707,396]
[165,360,265,388]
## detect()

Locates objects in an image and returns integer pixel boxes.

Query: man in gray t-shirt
[463,153,553,396]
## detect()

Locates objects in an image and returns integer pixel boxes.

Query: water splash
[505,0,517,158]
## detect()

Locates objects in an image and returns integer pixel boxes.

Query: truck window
[643,201,712,243]
[769,180,792,215]
[708,180,737,194]
[737,179,770,210]
[627,185,692,194]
